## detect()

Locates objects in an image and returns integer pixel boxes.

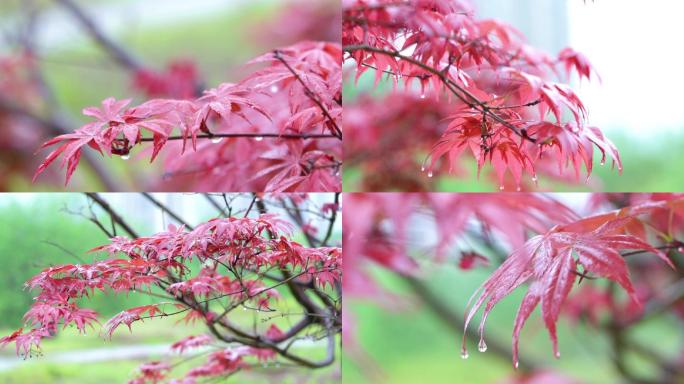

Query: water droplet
[121,154,130,160]
[499,185,504,191]
[555,351,561,359]
[211,137,223,144]
[600,160,605,166]
[678,247,684,253]
[420,93,426,99]
[270,85,279,93]
[255,136,264,142]
[516,186,521,192]
[618,166,623,172]
[242,307,247,311]
[420,166,426,172]
[532,175,538,182]
[478,339,487,352]
[460,349,469,359]
[514,361,519,369]
[427,171,433,178]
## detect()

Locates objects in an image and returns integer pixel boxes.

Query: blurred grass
[343,265,681,384]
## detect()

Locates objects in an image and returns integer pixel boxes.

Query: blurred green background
[0,193,340,383]
[344,264,681,384]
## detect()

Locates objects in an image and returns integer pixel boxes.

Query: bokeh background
[0,0,339,191]
[0,193,341,383]
[343,0,684,192]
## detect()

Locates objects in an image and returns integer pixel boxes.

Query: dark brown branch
[320,192,340,247]
[84,193,139,238]
[142,192,195,230]
[55,0,143,70]
[344,44,536,143]
[273,50,342,139]
[137,132,339,142]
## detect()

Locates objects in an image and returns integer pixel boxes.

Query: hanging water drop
[600,160,605,166]
[211,137,223,144]
[242,307,247,311]
[516,186,521,192]
[555,351,561,359]
[499,185,504,191]
[420,166,426,172]
[478,339,487,352]
[427,171,433,178]
[270,85,279,93]
[255,136,264,142]
[532,175,538,182]
[420,93,426,99]
[514,361,519,369]
[121,154,130,160]
[460,349,469,359]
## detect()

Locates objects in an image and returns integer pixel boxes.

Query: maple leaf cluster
[344,193,684,372]
[33,41,342,192]
[0,209,341,383]
[343,0,620,190]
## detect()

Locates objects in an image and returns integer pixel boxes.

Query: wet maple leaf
[462,216,673,367]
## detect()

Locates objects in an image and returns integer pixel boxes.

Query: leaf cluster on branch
[1,193,342,383]
[343,0,620,190]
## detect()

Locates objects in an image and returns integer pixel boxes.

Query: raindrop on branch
[254,136,264,142]
[478,339,487,352]
[211,137,223,144]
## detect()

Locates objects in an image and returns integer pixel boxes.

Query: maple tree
[344,193,684,383]
[343,0,619,191]
[0,193,342,383]
[0,0,341,192]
